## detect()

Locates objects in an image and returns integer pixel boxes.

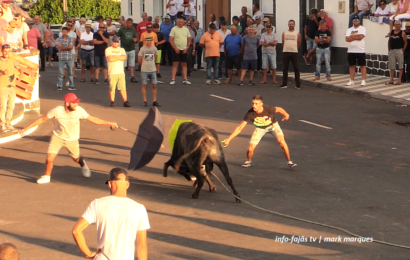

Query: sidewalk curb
[283,76,410,106]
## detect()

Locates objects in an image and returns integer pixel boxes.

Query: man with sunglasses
[0,44,21,132]
[345,15,366,86]
[72,167,149,260]
[345,15,367,86]
[93,23,110,84]
[140,24,158,47]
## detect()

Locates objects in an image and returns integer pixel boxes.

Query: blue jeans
[206,57,219,80]
[58,60,73,88]
[315,48,331,78]
[170,15,177,25]
[349,10,370,27]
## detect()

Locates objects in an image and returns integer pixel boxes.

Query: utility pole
[63,0,67,22]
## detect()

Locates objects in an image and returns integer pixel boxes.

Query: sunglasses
[147,27,153,29]
[99,27,106,29]
[2,44,10,48]
[353,19,360,22]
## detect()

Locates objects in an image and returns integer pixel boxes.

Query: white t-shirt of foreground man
[72,167,150,260]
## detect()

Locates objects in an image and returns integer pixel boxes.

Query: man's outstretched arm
[275,107,290,121]
[86,116,118,128]
[223,121,248,145]
[18,115,50,134]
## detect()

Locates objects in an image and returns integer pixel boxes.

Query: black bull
[163,122,241,202]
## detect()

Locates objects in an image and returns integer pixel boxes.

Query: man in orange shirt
[199,23,222,85]
[140,24,158,47]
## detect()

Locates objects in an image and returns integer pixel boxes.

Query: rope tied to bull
[209,172,410,250]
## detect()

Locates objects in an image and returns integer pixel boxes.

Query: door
[204,0,230,28]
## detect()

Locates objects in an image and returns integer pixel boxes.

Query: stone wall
[364,53,401,78]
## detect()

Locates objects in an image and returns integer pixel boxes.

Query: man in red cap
[18,93,118,184]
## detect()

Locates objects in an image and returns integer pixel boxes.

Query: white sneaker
[170,80,176,85]
[82,160,91,178]
[37,175,50,184]
[361,80,366,86]
[206,79,211,85]
[183,79,192,85]
[214,79,221,85]
[346,80,355,86]
[241,161,251,168]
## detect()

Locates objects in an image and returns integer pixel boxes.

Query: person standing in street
[72,167,149,260]
[313,20,332,81]
[106,17,117,45]
[33,15,47,71]
[160,15,174,65]
[194,20,204,69]
[153,23,165,78]
[106,36,131,107]
[402,22,410,82]
[138,36,160,107]
[238,27,260,86]
[79,22,95,82]
[217,21,231,80]
[303,8,320,65]
[222,95,297,169]
[386,20,407,85]
[117,18,138,83]
[56,27,75,91]
[0,44,20,132]
[136,13,153,71]
[223,25,242,84]
[260,24,278,84]
[169,17,191,85]
[239,6,252,32]
[93,22,110,85]
[280,20,301,89]
[345,15,367,86]
[200,23,223,85]
[18,93,119,184]
[27,20,41,49]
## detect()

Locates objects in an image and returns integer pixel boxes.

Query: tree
[30,0,121,24]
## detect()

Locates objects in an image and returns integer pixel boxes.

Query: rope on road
[209,172,410,250]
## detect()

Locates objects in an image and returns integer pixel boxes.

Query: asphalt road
[0,64,409,260]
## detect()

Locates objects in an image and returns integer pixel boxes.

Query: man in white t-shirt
[19,93,118,184]
[183,0,197,21]
[345,15,366,87]
[72,167,149,260]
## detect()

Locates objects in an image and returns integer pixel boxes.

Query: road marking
[210,94,234,102]
[299,120,333,130]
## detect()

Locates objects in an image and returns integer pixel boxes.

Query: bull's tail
[174,135,209,173]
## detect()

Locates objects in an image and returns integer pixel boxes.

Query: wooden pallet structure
[10,52,39,100]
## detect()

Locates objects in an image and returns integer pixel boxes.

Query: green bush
[30,0,121,24]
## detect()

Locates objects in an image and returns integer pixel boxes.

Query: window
[307,0,324,14]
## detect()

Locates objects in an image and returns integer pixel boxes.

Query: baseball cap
[254,15,261,20]
[186,21,191,25]
[311,8,318,13]
[352,15,360,20]
[1,0,13,2]
[105,167,129,184]
[64,93,81,103]
[220,20,227,26]
[320,9,327,13]
[164,14,170,19]
[263,17,270,22]
[232,15,239,21]
[112,35,120,42]
[80,17,86,23]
